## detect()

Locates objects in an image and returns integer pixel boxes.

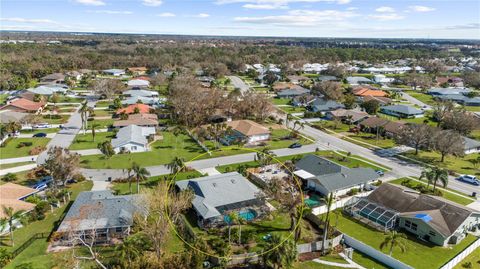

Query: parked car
[288,142,302,149]
[33,123,52,129]
[456,175,480,186]
[375,170,385,177]
[31,176,53,190]
[33,133,47,137]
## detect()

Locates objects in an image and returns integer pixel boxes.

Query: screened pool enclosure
[345,197,398,231]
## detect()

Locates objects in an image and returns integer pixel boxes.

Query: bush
[43,115,61,119]
[462,262,472,268]
[0,248,12,268]
[25,195,42,204]
[29,146,46,155]
[347,188,360,196]
[17,141,33,148]
[1,173,18,182]
[72,173,86,182]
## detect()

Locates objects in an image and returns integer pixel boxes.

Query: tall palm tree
[262,234,297,269]
[380,231,407,256]
[171,126,183,150]
[419,167,435,189]
[2,206,26,247]
[227,212,238,244]
[321,193,334,255]
[116,236,140,267]
[79,101,89,135]
[285,113,294,127]
[91,121,100,142]
[431,167,449,191]
[167,156,185,175]
[293,120,304,131]
[293,205,311,243]
[127,167,133,194]
[131,162,150,193]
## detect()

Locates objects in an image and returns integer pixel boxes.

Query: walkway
[401,91,431,109]
[312,253,365,269]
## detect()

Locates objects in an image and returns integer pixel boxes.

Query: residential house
[55,190,145,245]
[308,98,345,113]
[224,120,271,144]
[427,87,471,96]
[292,94,316,107]
[111,124,151,153]
[294,154,379,197]
[127,67,148,76]
[40,73,65,85]
[0,183,38,234]
[436,76,464,87]
[373,74,395,84]
[318,75,339,82]
[102,69,126,77]
[175,172,267,228]
[463,137,480,154]
[277,88,311,98]
[66,71,83,81]
[436,94,480,107]
[127,79,150,88]
[347,184,480,246]
[383,121,406,138]
[27,85,69,96]
[123,89,159,98]
[362,95,392,106]
[380,105,424,118]
[116,103,153,115]
[0,110,29,125]
[0,98,46,114]
[287,75,309,84]
[352,87,388,98]
[113,113,159,129]
[359,117,390,132]
[346,76,373,85]
[325,109,369,124]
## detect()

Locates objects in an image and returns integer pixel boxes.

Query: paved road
[227,76,250,93]
[36,100,96,165]
[0,164,37,176]
[401,91,431,109]
[0,156,37,165]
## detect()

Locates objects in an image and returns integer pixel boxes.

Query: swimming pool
[304,193,322,207]
[224,209,257,224]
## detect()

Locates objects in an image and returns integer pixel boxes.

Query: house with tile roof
[294,154,379,197]
[126,67,148,76]
[55,190,145,245]
[116,103,153,115]
[176,172,267,228]
[346,184,480,246]
[0,98,46,114]
[352,87,388,97]
[0,183,39,234]
[113,113,159,128]
[224,120,271,144]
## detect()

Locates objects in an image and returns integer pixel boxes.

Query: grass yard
[332,211,478,269]
[41,115,69,124]
[69,131,116,150]
[453,248,480,269]
[344,133,396,149]
[21,128,60,135]
[469,130,480,141]
[314,121,351,133]
[91,109,114,117]
[404,91,436,106]
[94,100,112,107]
[55,96,85,103]
[389,178,474,206]
[79,132,204,169]
[272,98,292,105]
[0,137,50,159]
[465,106,480,112]
[0,94,8,104]
[402,150,480,176]
[280,106,307,114]
[112,170,204,195]
[3,181,93,269]
[87,118,114,129]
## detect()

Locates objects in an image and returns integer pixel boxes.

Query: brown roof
[272,82,305,92]
[226,120,270,136]
[113,113,159,127]
[353,87,388,97]
[359,117,390,128]
[1,98,45,112]
[367,184,475,237]
[0,183,37,200]
[363,95,392,105]
[287,75,309,82]
[41,73,65,81]
[127,67,148,72]
[383,121,405,135]
[329,109,369,122]
[0,199,35,218]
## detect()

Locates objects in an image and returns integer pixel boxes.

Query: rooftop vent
[231,179,236,184]
[212,183,217,187]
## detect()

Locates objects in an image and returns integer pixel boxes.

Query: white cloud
[87,10,133,14]
[408,5,435,12]
[217,0,351,6]
[375,6,395,13]
[142,0,163,6]
[0,17,57,24]
[75,0,106,6]
[346,7,357,11]
[234,9,358,26]
[194,13,210,18]
[336,0,350,4]
[157,12,176,17]
[243,3,288,9]
[369,13,404,21]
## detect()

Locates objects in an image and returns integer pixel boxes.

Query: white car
[33,123,52,129]
[457,175,480,186]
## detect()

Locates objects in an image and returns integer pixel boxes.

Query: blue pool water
[224,209,257,223]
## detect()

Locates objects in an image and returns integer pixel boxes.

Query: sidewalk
[0,164,37,176]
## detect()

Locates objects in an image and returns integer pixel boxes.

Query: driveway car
[288,142,302,149]
[33,133,47,137]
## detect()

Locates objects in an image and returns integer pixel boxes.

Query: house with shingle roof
[176,172,267,228]
[463,137,480,154]
[347,183,480,246]
[308,98,345,113]
[294,154,379,197]
[346,76,373,85]
[55,190,145,245]
[40,73,65,85]
[224,120,271,144]
[325,109,369,124]
[113,113,159,129]
[102,69,125,77]
[380,105,424,118]
[111,124,151,153]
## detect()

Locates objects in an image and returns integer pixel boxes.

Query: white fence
[312,192,371,215]
[297,234,343,253]
[440,237,480,269]
[343,234,413,269]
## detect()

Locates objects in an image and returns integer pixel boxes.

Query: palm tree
[380,231,407,256]
[293,120,304,131]
[431,167,449,191]
[285,113,294,127]
[2,206,26,247]
[293,205,311,242]
[419,167,435,190]
[257,147,275,166]
[91,121,100,142]
[321,193,334,255]
[227,212,238,244]
[171,126,183,150]
[237,216,246,245]
[131,162,150,193]
[116,236,140,267]
[5,121,21,136]
[167,156,185,175]
[126,167,133,194]
[262,234,297,269]
[79,101,89,135]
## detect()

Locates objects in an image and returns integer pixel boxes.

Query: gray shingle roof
[277,88,310,97]
[124,89,158,97]
[380,105,423,116]
[295,155,379,192]
[463,137,480,151]
[310,98,345,112]
[57,190,145,232]
[176,172,262,220]
[346,76,372,84]
[111,124,147,148]
[427,88,471,95]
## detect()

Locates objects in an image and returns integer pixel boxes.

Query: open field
[69,131,115,150]
[402,150,480,176]
[0,137,50,159]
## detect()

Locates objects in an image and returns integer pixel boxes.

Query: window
[131,146,137,151]
[115,227,123,233]
[429,231,436,236]
[405,220,411,228]
[411,223,418,231]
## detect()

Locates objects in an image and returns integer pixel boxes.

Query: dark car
[288,142,302,149]
[33,133,47,138]
[375,170,385,177]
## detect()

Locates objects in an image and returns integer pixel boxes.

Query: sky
[0,0,479,39]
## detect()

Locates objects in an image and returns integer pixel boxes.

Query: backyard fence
[11,232,49,258]
[343,234,413,269]
[440,237,480,269]
[297,234,343,254]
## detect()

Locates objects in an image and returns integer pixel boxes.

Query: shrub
[29,146,46,155]
[25,195,42,204]
[72,173,86,182]
[462,262,472,268]
[347,188,360,196]
[1,173,17,182]
[17,141,33,148]
[0,248,12,268]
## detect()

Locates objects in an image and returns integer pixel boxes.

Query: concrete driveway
[228,76,250,93]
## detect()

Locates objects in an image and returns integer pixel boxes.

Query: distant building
[325,109,369,124]
[102,69,126,77]
[380,105,424,118]
[224,120,271,144]
[116,103,153,115]
[427,88,471,96]
[40,73,65,85]
[127,79,150,88]
[113,113,159,128]
[352,87,388,97]
[127,67,148,76]
[346,76,373,85]
[308,98,345,113]
[0,98,46,114]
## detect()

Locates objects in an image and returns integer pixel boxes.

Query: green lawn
[3,181,93,269]
[453,247,480,269]
[79,132,205,169]
[272,98,292,105]
[465,106,480,112]
[0,94,8,104]
[469,130,480,141]
[332,212,478,269]
[404,91,436,106]
[86,119,114,129]
[314,121,351,133]
[389,178,474,206]
[69,131,116,150]
[95,100,112,107]
[402,150,480,176]
[20,128,60,135]
[280,106,307,114]
[91,109,114,117]
[344,133,396,149]
[55,96,85,103]
[0,137,50,159]
[41,115,69,124]
[294,261,345,269]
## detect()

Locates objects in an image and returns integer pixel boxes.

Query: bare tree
[312,81,344,101]
[432,100,455,127]
[441,110,479,135]
[90,79,126,99]
[395,124,437,155]
[433,130,464,162]
[42,147,80,189]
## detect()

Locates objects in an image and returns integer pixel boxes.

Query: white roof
[294,170,316,179]
[111,124,147,148]
[127,79,150,87]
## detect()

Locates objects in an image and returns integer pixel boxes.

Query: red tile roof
[353,88,388,97]
[116,103,152,115]
[1,98,45,112]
